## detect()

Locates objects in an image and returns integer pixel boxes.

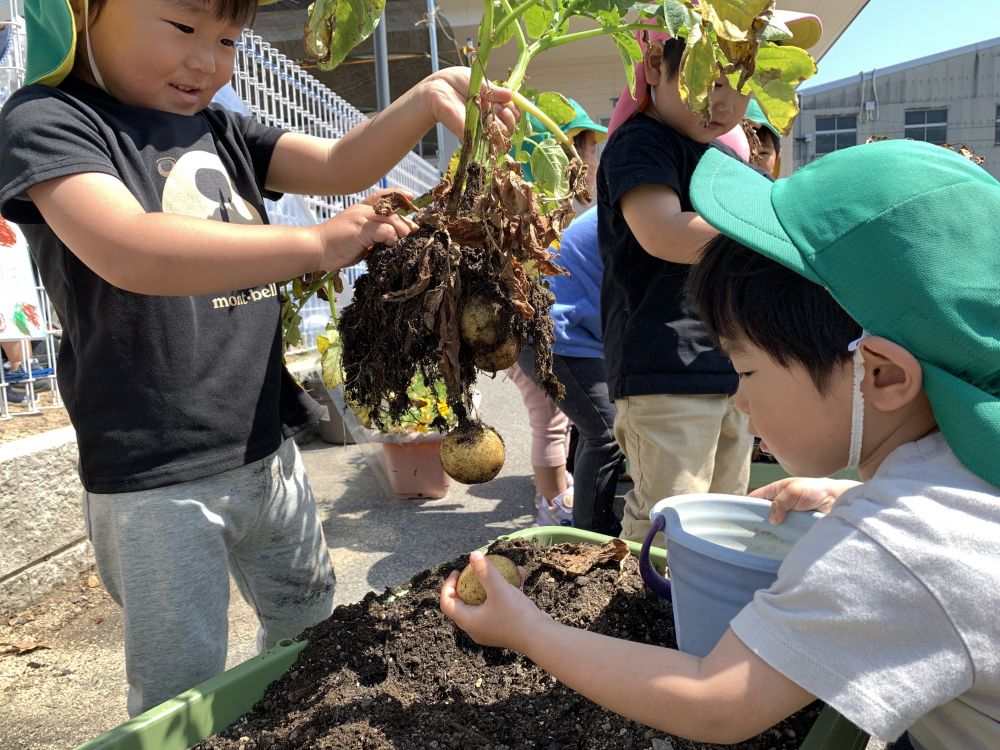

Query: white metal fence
[233,29,441,352]
[1,5,62,419]
[233,30,441,220]
[0,15,442,419]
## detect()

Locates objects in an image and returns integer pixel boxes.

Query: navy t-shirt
[597,114,739,400]
[0,77,324,493]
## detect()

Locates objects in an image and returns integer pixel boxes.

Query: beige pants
[614,393,752,543]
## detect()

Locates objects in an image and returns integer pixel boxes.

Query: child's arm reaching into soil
[440,551,815,744]
[265,68,517,197]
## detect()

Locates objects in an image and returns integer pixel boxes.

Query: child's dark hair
[89,0,258,26]
[757,126,781,155]
[687,235,862,393]
[657,38,686,79]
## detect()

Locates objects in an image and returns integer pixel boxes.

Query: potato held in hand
[456,554,520,605]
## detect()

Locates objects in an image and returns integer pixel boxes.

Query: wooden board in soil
[195,539,820,750]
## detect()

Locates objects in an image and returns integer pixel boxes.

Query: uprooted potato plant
[284,0,816,484]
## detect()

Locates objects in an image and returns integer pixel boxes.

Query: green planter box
[76,527,868,750]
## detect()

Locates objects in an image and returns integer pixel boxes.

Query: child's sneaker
[536,487,574,527]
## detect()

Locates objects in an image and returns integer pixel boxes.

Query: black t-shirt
[0,78,324,493]
[597,114,738,400]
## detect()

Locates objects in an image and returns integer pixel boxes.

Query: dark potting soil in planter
[195,539,819,750]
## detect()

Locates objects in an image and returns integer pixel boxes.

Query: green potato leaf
[612,30,643,97]
[536,92,576,127]
[575,0,612,13]
[318,330,345,389]
[529,137,570,198]
[524,2,554,39]
[749,43,816,134]
[699,0,772,43]
[661,0,694,39]
[761,16,792,42]
[677,20,716,119]
[306,0,387,71]
[480,2,516,51]
[594,7,622,31]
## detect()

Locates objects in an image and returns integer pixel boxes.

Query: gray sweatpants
[83,437,335,717]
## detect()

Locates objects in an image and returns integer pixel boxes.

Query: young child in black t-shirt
[597,17,819,545]
[0,0,515,716]
[597,29,752,544]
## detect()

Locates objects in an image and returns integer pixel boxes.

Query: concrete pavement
[0,371,544,750]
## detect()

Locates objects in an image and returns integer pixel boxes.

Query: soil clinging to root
[340,118,581,433]
[195,539,820,750]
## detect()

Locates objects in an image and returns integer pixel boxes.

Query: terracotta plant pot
[379,432,451,500]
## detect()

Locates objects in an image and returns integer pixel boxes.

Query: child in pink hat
[596,12,821,544]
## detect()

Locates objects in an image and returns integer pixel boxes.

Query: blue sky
[802,0,1000,91]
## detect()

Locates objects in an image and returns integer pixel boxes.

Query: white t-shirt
[731,432,1000,749]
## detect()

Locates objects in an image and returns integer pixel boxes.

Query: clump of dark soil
[195,539,819,750]
[339,123,577,433]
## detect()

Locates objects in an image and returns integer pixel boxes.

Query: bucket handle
[639,514,672,600]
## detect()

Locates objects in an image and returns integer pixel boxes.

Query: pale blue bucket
[639,493,823,657]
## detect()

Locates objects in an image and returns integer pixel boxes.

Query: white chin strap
[846,332,869,469]
[84,0,109,93]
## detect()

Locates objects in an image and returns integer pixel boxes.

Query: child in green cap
[744,98,782,178]
[441,139,999,750]
[0,0,515,716]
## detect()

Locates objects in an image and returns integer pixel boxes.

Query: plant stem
[499,0,527,52]
[503,39,538,92]
[542,23,649,50]
[492,0,537,42]
[446,0,498,215]
[553,0,583,29]
[327,277,338,322]
[509,90,572,149]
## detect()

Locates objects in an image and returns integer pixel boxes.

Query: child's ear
[642,43,665,87]
[860,337,925,412]
[67,0,89,32]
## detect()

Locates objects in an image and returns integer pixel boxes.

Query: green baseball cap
[24,0,76,87]
[527,98,608,143]
[23,0,278,87]
[744,98,780,140]
[519,98,606,181]
[691,139,1000,489]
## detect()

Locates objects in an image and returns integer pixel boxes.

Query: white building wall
[794,38,1000,178]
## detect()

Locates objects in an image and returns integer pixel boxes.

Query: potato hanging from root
[460,292,508,352]
[473,334,521,373]
[440,421,505,484]
[456,554,520,605]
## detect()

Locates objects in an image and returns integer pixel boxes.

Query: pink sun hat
[607,9,823,141]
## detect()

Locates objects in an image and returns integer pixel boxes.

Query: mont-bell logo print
[157,151,271,310]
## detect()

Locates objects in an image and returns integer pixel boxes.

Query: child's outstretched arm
[27,173,415,296]
[619,184,718,264]
[441,551,815,744]
[265,68,516,197]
